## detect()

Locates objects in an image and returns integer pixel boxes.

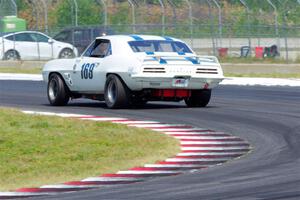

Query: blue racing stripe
[145,51,155,55]
[159,58,167,64]
[152,56,167,64]
[144,58,157,61]
[130,35,144,41]
[177,52,186,55]
[185,57,200,64]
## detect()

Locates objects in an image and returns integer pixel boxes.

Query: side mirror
[48,39,54,44]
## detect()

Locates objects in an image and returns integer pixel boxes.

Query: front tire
[185,89,211,107]
[104,74,131,109]
[47,74,70,106]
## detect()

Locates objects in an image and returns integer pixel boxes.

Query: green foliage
[52,0,103,28]
[15,0,28,11]
[110,3,129,25]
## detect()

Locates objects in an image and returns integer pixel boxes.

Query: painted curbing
[0,110,252,199]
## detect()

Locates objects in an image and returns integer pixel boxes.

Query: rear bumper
[130,76,224,90]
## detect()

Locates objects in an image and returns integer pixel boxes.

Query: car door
[71,39,111,93]
[32,33,53,60]
[11,33,39,60]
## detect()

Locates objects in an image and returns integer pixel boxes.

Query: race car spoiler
[142,54,219,65]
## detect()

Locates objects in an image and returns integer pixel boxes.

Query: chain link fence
[0,0,300,61]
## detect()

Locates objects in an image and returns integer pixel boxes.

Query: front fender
[42,58,76,82]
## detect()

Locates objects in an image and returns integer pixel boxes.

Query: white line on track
[117,170,179,175]
[144,164,208,168]
[165,158,229,162]
[177,152,244,156]
[114,121,160,124]
[128,124,189,128]
[220,77,300,87]
[22,111,92,118]
[174,136,238,140]
[153,128,210,132]
[181,146,251,151]
[163,131,224,135]
[0,192,51,196]
[40,184,95,189]
[80,117,129,121]
[82,177,144,182]
[0,73,43,81]
[180,141,247,145]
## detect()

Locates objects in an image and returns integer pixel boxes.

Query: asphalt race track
[1,80,300,200]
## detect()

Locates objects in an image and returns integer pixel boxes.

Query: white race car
[42,35,224,108]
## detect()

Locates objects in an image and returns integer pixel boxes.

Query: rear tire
[185,89,211,107]
[47,74,70,106]
[4,50,20,60]
[104,74,131,109]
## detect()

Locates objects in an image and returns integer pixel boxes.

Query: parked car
[0,31,78,60]
[42,35,224,109]
[53,26,114,55]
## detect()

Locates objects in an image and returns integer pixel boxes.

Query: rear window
[128,40,192,53]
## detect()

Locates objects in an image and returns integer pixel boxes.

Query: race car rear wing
[141,54,219,65]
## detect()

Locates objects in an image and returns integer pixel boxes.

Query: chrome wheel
[104,74,131,109]
[107,81,117,104]
[4,50,19,60]
[59,49,74,58]
[48,78,58,101]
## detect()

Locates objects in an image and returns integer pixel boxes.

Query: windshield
[128,40,192,53]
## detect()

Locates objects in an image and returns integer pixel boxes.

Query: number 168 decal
[81,63,95,79]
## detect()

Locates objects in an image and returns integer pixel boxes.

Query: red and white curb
[0,111,252,199]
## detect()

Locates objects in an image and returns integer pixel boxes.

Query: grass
[0,108,180,191]
[224,73,300,78]
[0,67,42,74]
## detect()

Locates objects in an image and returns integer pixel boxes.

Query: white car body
[43,35,224,107]
[0,31,78,60]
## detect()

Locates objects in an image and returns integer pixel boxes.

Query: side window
[172,42,192,53]
[7,33,35,42]
[5,35,15,41]
[83,39,111,58]
[34,33,49,43]
[83,40,96,57]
